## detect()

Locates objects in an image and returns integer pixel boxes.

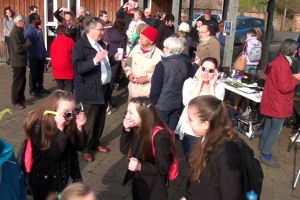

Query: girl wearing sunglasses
[175,57,225,155]
[23,90,86,200]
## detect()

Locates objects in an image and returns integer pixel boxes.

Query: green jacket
[9,25,30,67]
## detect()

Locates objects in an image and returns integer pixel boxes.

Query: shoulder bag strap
[168,59,185,79]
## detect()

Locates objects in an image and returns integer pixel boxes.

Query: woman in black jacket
[182,95,243,200]
[120,97,177,200]
[54,8,81,41]
[104,18,127,110]
[23,90,86,200]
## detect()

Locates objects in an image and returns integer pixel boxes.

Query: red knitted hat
[141,27,159,43]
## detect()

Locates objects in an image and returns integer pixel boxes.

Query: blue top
[0,139,27,200]
[24,24,47,60]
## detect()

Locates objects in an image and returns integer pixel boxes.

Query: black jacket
[120,128,173,200]
[116,7,134,31]
[72,34,114,104]
[186,141,244,200]
[156,23,174,50]
[30,121,86,200]
[142,16,156,27]
[54,9,81,41]
[9,25,30,67]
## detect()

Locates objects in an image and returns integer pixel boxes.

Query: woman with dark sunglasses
[175,57,225,155]
[23,90,86,200]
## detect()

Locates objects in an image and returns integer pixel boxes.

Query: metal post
[189,0,195,28]
[172,0,181,30]
[222,0,230,20]
[222,0,239,70]
[261,0,276,67]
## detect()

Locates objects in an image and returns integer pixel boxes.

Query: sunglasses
[201,66,215,74]
[43,103,84,119]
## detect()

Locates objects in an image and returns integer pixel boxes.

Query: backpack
[248,40,262,62]
[210,138,264,199]
[17,138,33,195]
[151,126,179,181]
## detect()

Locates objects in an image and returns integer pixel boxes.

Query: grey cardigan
[3,17,14,37]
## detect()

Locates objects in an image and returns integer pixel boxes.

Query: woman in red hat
[124,26,163,100]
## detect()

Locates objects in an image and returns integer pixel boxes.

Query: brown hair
[4,6,14,19]
[56,24,68,35]
[135,23,149,34]
[134,9,143,17]
[23,90,76,150]
[113,18,125,31]
[253,27,262,41]
[188,95,237,183]
[129,97,177,162]
[175,31,187,39]
[47,182,94,200]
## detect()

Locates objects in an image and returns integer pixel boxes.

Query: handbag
[234,56,247,71]
[234,42,247,71]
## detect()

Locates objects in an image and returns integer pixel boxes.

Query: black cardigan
[120,128,173,200]
[186,141,244,200]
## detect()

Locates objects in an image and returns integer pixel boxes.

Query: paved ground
[0,63,299,200]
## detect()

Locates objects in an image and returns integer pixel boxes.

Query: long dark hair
[129,97,177,162]
[24,90,76,150]
[188,95,237,183]
[113,18,125,32]
[4,7,14,19]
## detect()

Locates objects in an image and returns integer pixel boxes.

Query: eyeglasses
[93,27,104,32]
[201,66,215,74]
[198,31,209,34]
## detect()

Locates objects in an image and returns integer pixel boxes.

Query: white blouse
[175,78,225,139]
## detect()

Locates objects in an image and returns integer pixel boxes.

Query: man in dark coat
[72,18,119,162]
[156,14,175,50]
[200,9,219,36]
[142,8,156,27]
[9,15,31,109]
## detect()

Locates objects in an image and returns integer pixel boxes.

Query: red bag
[24,139,33,173]
[151,126,179,181]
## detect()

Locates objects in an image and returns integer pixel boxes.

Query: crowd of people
[1,0,300,199]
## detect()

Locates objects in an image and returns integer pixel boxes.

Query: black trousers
[5,36,10,63]
[83,84,109,152]
[56,79,73,93]
[28,57,45,94]
[11,66,26,105]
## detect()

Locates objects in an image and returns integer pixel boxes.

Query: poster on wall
[224,21,232,36]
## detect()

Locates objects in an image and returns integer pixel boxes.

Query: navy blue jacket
[24,24,47,60]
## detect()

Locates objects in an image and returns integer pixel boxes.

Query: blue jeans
[245,65,258,76]
[157,108,181,131]
[259,116,285,154]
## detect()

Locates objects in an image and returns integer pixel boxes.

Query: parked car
[235,16,274,44]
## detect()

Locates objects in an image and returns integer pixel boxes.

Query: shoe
[30,91,42,98]
[260,154,280,168]
[39,88,51,94]
[22,100,33,106]
[106,106,112,115]
[82,153,93,162]
[95,145,110,153]
[14,104,25,110]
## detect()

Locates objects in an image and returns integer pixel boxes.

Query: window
[48,0,54,22]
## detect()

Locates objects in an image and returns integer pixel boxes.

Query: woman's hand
[123,115,135,131]
[209,69,219,86]
[128,157,141,171]
[128,74,138,83]
[54,115,66,132]
[76,112,86,132]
